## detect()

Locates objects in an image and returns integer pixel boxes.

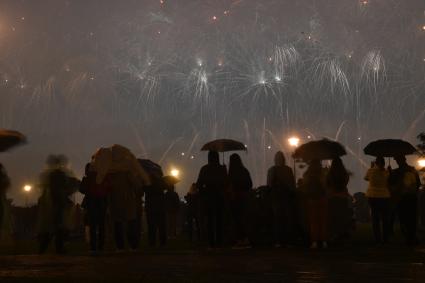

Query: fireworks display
[0,0,424,201]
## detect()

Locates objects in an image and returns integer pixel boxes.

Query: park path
[0,247,425,282]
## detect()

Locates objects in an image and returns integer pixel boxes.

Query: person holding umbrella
[364,139,420,245]
[388,155,421,245]
[196,151,228,248]
[301,159,328,249]
[364,156,390,245]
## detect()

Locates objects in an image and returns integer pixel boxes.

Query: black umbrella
[363,139,417,157]
[293,139,346,161]
[163,175,180,186]
[138,159,163,179]
[201,139,246,152]
[0,129,26,152]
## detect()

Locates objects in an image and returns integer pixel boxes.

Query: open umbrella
[363,139,417,157]
[201,139,246,152]
[0,129,26,152]
[293,139,346,161]
[163,175,180,186]
[138,159,163,179]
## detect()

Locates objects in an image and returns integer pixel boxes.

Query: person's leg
[381,198,390,243]
[55,228,65,254]
[405,195,418,245]
[158,212,167,246]
[38,233,51,254]
[206,205,215,247]
[318,198,328,244]
[114,221,125,250]
[146,212,156,246]
[127,219,138,250]
[216,201,224,246]
[368,198,381,243]
[307,200,319,245]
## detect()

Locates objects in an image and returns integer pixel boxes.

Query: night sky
[0,0,424,205]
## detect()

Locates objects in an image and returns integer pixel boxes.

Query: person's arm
[364,169,370,181]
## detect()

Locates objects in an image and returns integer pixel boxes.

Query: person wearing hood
[37,155,79,254]
[267,151,295,247]
[228,153,253,249]
[196,151,228,248]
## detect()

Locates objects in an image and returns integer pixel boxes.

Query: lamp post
[288,137,300,182]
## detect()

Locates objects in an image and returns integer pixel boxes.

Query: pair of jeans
[368,198,390,243]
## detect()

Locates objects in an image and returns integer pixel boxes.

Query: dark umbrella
[293,139,346,161]
[163,175,180,186]
[201,139,246,152]
[363,139,417,157]
[138,159,163,179]
[0,129,26,152]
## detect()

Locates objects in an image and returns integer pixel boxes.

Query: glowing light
[224,10,230,15]
[418,158,425,168]
[23,185,32,192]
[212,16,217,21]
[267,145,272,150]
[170,168,180,178]
[288,137,300,148]
[422,25,425,31]
[275,76,282,82]
[21,17,25,21]
[197,58,203,67]
[181,152,185,156]
[307,135,312,139]
[190,155,195,160]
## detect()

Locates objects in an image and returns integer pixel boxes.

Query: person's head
[208,151,220,165]
[84,163,92,175]
[229,153,243,168]
[394,155,407,167]
[274,151,286,166]
[375,156,385,169]
[46,154,69,169]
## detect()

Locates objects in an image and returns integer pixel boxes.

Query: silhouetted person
[267,151,295,247]
[326,157,352,242]
[0,163,10,237]
[79,163,111,253]
[108,171,140,251]
[165,185,180,239]
[228,153,253,249]
[185,183,201,241]
[365,157,390,244]
[37,155,79,254]
[196,151,228,248]
[302,159,327,249]
[353,192,370,223]
[144,175,167,246]
[389,155,421,245]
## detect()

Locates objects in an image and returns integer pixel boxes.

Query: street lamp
[170,168,180,178]
[288,136,300,182]
[23,184,32,207]
[418,158,425,169]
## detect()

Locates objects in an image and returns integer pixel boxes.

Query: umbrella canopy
[201,139,246,152]
[0,129,26,152]
[363,139,417,157]
[91,145,151,185]
[293,139,346,161]
[138,159,163,179]
[163,175,180,186]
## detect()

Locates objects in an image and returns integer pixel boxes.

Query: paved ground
[1,246,425,282]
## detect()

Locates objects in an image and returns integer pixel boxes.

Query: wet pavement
[1,247,425,282]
